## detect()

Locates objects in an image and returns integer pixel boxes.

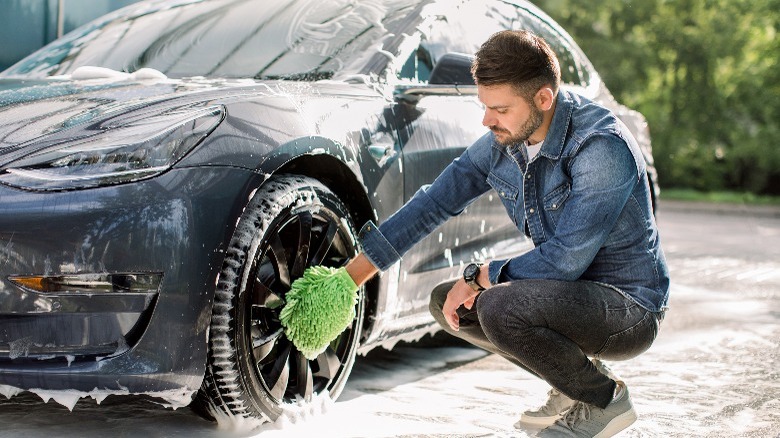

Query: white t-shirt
[525,140,543,161]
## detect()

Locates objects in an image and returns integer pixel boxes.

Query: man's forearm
[345,253,380,286]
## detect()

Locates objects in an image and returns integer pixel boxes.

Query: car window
[2,0,419,80]
[397,0,591,88]
[399,46,434,83]
[397,0,504,83]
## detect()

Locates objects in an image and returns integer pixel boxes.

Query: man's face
[478,83,543,146]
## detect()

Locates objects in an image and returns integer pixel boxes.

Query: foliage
[535,0,780,194]
[660,188,780,205]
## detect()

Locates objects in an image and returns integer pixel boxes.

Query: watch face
[464,263,479,279]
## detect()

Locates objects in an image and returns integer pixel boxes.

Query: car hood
[0,76,225,154]
[0,74,383,165]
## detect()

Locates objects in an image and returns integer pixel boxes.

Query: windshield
[2,0,421,80]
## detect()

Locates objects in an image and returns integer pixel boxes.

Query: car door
[384,0,529,320]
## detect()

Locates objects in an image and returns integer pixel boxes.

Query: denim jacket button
[526,173,532,179]
[529,208,535,214]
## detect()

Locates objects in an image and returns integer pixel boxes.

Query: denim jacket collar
[540,90,574,161]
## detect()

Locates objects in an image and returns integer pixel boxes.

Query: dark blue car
[0,0,658,423]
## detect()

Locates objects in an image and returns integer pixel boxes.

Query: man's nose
[482,110,495,127]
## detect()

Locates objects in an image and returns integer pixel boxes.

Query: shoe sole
[593,408,638,438]
[515,414,561,428]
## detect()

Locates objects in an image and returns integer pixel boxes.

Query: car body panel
[0,166,256,404]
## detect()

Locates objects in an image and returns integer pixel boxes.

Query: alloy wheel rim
[245,206,357,404]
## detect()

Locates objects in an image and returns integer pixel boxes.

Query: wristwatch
[463,262,486,292]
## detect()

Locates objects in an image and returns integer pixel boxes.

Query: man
[345,30,669,437]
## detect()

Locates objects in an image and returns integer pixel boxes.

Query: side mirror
[428,53,475,85]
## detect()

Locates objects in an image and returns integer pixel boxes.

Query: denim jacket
[359,90,670,312]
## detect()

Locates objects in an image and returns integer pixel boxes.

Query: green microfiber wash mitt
[280,265,358,360]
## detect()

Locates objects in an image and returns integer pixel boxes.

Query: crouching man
[345,30,670,437]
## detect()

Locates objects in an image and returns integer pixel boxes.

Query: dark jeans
[429,279,664,409]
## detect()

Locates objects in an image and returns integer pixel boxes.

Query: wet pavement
[0,200,778,437]
[620,200,780,437]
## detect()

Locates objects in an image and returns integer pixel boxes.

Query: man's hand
[442,279,481,331]
[443,263,491,331]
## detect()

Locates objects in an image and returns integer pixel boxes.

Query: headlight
[0,104,224,191]
[9,272,162,295]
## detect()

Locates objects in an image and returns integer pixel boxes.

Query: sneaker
[537,382,638,438]
[515,359,616,429]
[515,388,576,428]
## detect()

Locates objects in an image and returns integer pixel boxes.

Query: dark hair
[471,30,561,102]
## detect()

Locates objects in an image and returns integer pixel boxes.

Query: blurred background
[535,0,780,202]
[0,1,138,71]
[2,0,778,201]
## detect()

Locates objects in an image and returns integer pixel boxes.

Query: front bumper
[0,166,259,397]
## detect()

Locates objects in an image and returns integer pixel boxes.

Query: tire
[196,175,364,423]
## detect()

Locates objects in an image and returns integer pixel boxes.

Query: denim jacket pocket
[543,183,571,211]
[487,172,519,223]
[542,183,570,229]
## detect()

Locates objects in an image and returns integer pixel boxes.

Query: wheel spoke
[313,346,342,380]
[294,350,314,401]
[309,219,338,266]
[264,340,292,400]
[252,327,282,362]
[269,233,291,289]
[291,212,313,278]
[252,277,284,309]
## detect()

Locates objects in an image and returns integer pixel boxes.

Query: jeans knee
[475,288,506,335]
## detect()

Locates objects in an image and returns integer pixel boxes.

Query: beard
[491,105,544,146]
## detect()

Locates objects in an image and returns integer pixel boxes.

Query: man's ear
[535,87,555,111]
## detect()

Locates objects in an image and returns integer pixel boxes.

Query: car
[0,0,658,424]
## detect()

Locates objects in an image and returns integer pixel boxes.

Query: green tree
[536,0,780,194]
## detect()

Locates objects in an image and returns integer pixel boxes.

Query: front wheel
[197,175,364,423]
